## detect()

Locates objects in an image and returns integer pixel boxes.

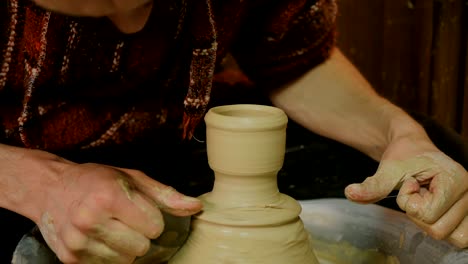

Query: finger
[60,221,89,254]
[406,191,468,239]
[411,153,468,223]
[110,183,165,239]
[447,216,468,249]
[70,187,162,241]
[152,185,204,216]
[399,173,465,223]
[345,163,404,203]
[62,219,150,257]
[61,220,139,263]
[38,215,80,263]
[53,235,80,264]
[397,177,424,216]
[117,168,203,216]
[94,218,150,256]
[82,239,134,264]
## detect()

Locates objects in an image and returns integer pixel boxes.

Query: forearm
[270,47,431,160]
[0,143,70,222]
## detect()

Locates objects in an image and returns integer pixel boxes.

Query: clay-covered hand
[37,163,202,263]
[344,135,468,248]
[31,0,153,33]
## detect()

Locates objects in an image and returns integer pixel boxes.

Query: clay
[311,239,400,264]
[169,104,319,264]
[38,212,58,248]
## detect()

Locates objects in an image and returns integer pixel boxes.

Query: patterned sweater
[0,0,337,153]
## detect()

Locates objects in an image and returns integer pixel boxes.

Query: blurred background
[336,0,467,141]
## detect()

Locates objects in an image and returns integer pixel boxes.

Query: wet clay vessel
[169,104,319,264]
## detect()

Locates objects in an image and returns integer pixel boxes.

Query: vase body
[169,104,319,264]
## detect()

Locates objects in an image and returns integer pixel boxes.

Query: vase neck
[208,171,281,206]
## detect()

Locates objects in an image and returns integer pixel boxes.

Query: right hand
[31,0,151,17]
[37,162,202,263]
[31,0,154,33]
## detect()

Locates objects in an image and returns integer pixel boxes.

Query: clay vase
[169,104,319,264]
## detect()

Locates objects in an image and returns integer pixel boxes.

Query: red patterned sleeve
[0,0,20,90]
[231,0,338,91]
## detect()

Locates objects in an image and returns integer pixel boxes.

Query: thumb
[345,163,405,204]
[117,167,203,216]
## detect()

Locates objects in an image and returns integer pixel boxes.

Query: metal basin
[300,198,468,264]
[12,198,468,263]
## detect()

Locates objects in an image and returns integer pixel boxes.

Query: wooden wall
[335,0,467,140]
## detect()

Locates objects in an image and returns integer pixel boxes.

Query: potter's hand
[38,163,202,264]
[32,0,153,33]
[345,135,468,248]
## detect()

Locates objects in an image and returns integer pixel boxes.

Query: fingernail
[345,184,360,193]
[181,196,201,203]
[345,184,364,200]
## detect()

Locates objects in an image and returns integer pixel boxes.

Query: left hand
[345,135,468,248]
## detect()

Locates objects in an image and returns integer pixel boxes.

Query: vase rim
[204,104,288,131]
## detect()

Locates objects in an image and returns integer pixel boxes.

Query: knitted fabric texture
[0,0,337,152]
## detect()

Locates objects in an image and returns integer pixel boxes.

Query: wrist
[386,108,428,142]
[383,107,439,158]
[0,145,72,223]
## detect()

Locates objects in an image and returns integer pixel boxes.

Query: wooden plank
[380,0,434,113]
[462,39,468,140]
[412,0,435,114]
[335,0,385,92]
[461,0,468,140]
[429,0,464,129]
[336,0,434,114]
